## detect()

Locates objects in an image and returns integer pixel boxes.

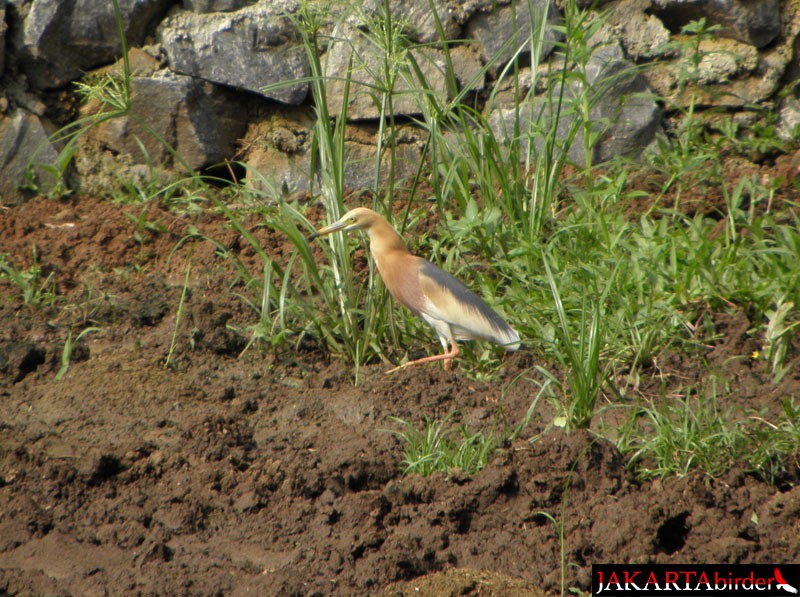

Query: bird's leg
[385,344,459,374]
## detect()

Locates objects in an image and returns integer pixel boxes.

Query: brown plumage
[310,207,520,372]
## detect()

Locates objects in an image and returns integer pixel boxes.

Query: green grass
[539,255,616,429]
[55,327,102,381]
[31,0,800,485]
[614,385,800,485]
[165,257,192,369]
[388,415,499,477]
[0,250,58,308]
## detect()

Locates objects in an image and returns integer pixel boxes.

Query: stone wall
[0,0,797,204]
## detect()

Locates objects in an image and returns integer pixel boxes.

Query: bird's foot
[384,356,456,375]
[384,363,408,375]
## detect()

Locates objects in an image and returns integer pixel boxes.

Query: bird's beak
[308,217,349,241]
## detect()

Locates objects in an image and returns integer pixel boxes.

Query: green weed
[0,250,57,308]
[165,257,192,369]
[745,398,800,485]
[645,18,724,211]
[619,383,740,479]
[388,415,499,477]
[126,205,168,244]
[539,256,616,429]
[55,327,102,381]
[616,384,800,483]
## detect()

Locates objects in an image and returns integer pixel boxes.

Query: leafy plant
[616,385,800,483]
[55,327,103,381]
[165,258,192,369]
[0,250,57,308]
[646,18,724,211]
[126,205,168,244]
[539,256,618,429]
[388,415,499,477]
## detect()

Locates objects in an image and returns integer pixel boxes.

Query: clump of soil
[0,181,798,595]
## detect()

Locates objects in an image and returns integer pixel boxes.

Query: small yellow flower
[751,350,761,360]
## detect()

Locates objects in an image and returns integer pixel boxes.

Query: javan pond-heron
[310,207,520,372]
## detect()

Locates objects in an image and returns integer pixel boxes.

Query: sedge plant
[615,383,800,484]
[388,415,499,477]
[539,255,619,429]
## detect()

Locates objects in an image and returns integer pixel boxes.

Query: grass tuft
[388,415,499,477]
[0,250,58,308]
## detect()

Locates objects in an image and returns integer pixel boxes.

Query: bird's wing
[417,259,520,350]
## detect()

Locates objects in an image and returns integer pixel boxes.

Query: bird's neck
[367,217,408,270]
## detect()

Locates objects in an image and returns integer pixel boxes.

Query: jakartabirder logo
[593,564,800,596]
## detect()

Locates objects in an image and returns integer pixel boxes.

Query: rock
[8,0,173,90]
[608,0,672,61]
[489,39,660,166]
[651,36,759,90]
[449,45,486,92]
[244,119,426,195]
[76,55,247,193]
[77,450,124,485]
[694,38,759,85]
[650,0,781,49]
[158,2,309,104]
[637,0,796,112]
[243,109,314,196]
[84,73,246,170]
[340,123,427,192]
[0,109,60,205]
[647,42,789,110]
[585,43,662,163]
[589,64,662,162]
[324,23,449,120]
[777,96,800,142]
[465,0,563,71]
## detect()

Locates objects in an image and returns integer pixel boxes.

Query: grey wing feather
[419,260,520,350]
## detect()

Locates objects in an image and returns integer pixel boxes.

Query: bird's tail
[500,327,521,352]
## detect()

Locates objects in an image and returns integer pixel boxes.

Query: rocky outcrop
[0,0,796,203]
[650,0,781,49]
[323,22,453,121]
[489,37,661,166]
[182,0,257,12]
[74,48,248,195]
[158,2,310,104]
[0,109,59,205]
[245,117,427,195]
[466,0,563,69]
[7,0,172,90]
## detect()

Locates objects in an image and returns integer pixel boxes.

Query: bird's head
[308,207,380,240]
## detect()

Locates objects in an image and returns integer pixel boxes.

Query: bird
[309,207,520,372]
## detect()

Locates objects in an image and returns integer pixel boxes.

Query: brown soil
[1,164,799,595]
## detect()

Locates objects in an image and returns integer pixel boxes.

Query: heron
[309,207,520,372]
